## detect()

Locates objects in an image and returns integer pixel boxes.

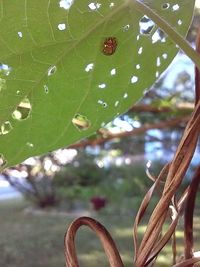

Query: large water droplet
[12,98,32,120]
[72,114,91,131]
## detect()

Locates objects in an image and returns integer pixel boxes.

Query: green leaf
[0,0,195,168]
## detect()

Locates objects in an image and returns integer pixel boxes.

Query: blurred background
[1,3,200,267]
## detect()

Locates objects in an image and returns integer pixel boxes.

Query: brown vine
[64,217,124,267]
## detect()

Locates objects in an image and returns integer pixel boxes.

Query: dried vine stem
[134,99,200,267]
[64,216,124,267]
[183,166,200,266]
[183,28,200,267]
[173,256,200,267]
[134,27,200,267]
[133,163,169,257]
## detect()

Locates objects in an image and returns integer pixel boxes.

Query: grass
[0,198,200,267]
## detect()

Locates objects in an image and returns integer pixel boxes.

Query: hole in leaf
[123,24,130,31]
[123,93,128,99]
[98,83,106,89]
[0,63,12,76]
[156,71,160,78]
[98,100,108,108]
[139,16,155,35]
[110,68,116,76]
[85,63,94,72]
[177,19,183,26]
[17,31,23,38]
[72,114,91,131]
[59,0,74,10]
[172,4,180,11]
[152,29,167,43]
[156,57,161,67]
[48,65,57,76]
[12,98,32,120]
[162,53,168,59]
[162,3,170,10]
[44,85,49,94]
[0,154,7,167]
[1,121,13,135]
[102,37,118,56]
[58,23,66,31]
[88,2,101,11]
[115,101,119,107]
[136,64,141,70]
[138,46,143,55]
[131,76,139,84]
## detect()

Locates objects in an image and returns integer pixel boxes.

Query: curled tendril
[64,216,124,267]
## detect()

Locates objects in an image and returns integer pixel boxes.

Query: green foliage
[53,152,107,187]
[53,157,163,208]
[0,0,195,169]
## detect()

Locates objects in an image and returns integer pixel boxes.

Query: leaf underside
[0,0,195,168]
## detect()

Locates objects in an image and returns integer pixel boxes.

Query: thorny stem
[132,0,200,69]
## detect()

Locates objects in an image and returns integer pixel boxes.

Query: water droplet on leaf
[72,114,91,131]
[12,98,32,120]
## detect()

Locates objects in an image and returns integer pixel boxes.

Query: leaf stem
[131,0,200,69]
